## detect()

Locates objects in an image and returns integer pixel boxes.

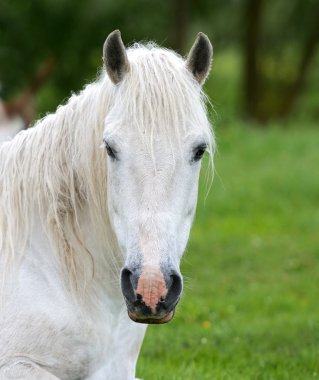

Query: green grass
[136,124,319,380]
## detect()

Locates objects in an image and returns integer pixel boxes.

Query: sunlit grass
[137,124,319,380]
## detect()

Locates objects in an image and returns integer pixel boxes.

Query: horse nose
[120,266,183,323]
[121,267,137,303]
[162,271,183,311]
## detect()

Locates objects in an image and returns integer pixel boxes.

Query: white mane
[0,43,214,294]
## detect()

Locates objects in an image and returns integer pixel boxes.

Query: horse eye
[193,144,207,162]
[104,140,117,160]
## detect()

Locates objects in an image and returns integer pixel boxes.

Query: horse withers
[0,30,214,380]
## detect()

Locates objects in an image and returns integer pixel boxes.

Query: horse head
[102,30,214,324]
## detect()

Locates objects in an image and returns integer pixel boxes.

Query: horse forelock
[107,45,214,151]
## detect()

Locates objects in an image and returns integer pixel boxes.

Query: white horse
[0,30,214,380]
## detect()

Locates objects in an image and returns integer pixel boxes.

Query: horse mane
[0,43,214,296]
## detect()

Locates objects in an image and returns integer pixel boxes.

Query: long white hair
[0,43,214,295]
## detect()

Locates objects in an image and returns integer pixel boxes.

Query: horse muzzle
[121,265,183,324]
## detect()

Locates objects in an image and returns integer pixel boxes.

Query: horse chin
[128,310,175,324]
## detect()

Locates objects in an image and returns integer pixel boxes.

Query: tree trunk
[172,0,189,53]
[279,15,319,117]
[243,0,263,120]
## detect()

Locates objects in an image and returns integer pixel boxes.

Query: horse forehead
[137,138,185,162]
[118,142,182,183]
[131,150,180,175]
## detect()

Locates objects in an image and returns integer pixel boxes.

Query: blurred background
[1,1,318,379]
[1,0,319,127]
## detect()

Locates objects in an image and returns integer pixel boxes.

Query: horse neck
[0,76,124,307]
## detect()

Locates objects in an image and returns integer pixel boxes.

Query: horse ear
[103,30,130,84]
[186,32,213,85]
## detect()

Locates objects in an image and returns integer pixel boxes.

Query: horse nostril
[164,272,183,309]
[120,267,136,303]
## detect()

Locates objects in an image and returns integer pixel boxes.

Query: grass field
[136,124,319,380]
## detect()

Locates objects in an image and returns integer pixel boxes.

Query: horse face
[103,30,213,324]
[104,129,208,323]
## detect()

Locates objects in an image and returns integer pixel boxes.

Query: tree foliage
[0,0,318,123]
